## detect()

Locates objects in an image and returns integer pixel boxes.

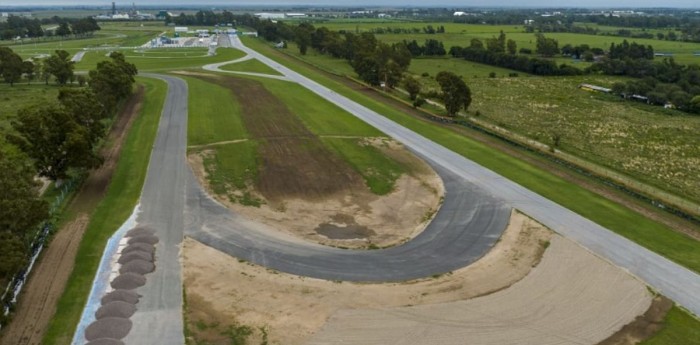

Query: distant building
[111,13,130,19]
[255,13,285,19]
[174,26,188,32]
[378,13,391,18]
[285,13,307,18]
[453,11,467,16]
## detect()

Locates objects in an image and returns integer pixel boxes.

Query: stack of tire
[84,226,158,345]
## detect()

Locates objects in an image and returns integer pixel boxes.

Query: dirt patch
[598,296,674,345]
[183,211,551,345]
[308,235,651,345]
[185,74,443,248]
[189,140,443,248]
[0,88,145,345]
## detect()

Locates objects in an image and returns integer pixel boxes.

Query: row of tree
[361,25,446,35]
[0,16,100,40]
[0,50,138,291]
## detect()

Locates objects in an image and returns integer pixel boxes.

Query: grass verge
[199,141,262,207]
[220,58,283,76]
[641,306,700,345]
[42,76,166,345]
[182,75,248,146]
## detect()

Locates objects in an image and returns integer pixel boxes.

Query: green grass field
[467,76,700,203]
[182,75,249,146]
[220,58,283,76]
[244,36,700,272]
[0,83,59,137]
[43,76,167,345]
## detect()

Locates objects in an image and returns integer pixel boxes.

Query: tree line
[0,48,137,304]
[0,15,100,40]
[0,47,84,86]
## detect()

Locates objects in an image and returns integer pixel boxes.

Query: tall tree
[8,104,102,181]
[535,33,559,57]
[55,21,71,37]
[507,39,517,55]
[436,71,472,116]
[403,75,421,101]
[294,22,315,55]
[0,47,24,86]
[58,88,106,144]
[44,50,74,85]
[0,145,49,237]
[88,52,137,112]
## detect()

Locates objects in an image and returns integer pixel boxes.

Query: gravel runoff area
[308,235,652,345]
[79,226,158,343]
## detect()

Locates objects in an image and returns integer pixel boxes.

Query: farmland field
[318,21,700,65]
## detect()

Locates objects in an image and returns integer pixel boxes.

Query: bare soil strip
[183,211,552,345]
[308,235,652,345]
[0,88,145,345]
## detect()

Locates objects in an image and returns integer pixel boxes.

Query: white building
[111,13,130,19]
[285,13,307,18]
[174,26,188,32]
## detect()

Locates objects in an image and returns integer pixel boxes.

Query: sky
[0,0,699,8]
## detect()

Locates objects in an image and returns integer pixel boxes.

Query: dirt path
[0,87,145,345]
[183,211,551,344]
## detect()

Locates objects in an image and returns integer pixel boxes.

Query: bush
[519,48,533,54]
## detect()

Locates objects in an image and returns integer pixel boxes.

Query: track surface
[120,74,187,345]
[205,35,700,315]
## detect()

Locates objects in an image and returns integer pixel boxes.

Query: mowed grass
[181,75,248,146]
[76,47,247,71]
[257,76,383,137]
[641,306,700,345]
[243,36,700,272]
[220,58,283,76]
[43,77,166,345]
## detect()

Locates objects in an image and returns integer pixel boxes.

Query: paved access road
[210,35,700,316]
